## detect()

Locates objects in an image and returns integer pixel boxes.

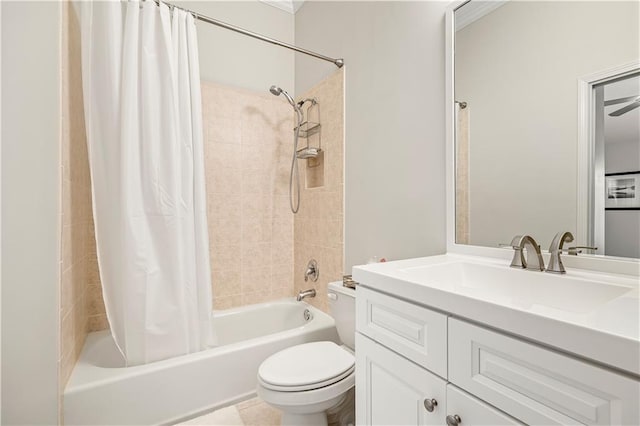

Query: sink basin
[399,261,633,314]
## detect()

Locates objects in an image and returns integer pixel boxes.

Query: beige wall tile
[211,269,242,297]
[293,69,345,313]
[213,295,243,310]
[88,314,110,332]
[210,244,241,271]
[202,83,297,309]
[59,0,95,394]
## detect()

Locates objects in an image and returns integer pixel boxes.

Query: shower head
[269,85,297,109]
[269,85,282,96]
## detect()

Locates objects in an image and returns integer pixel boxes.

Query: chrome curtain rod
[152,0,344,68]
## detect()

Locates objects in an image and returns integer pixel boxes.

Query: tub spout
[296,289,316,302]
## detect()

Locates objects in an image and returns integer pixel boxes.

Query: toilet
[257,281,355,426]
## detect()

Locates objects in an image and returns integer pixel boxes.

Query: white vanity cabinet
[355,286,640,426]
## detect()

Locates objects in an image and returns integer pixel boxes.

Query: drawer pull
[446,414,462,426]
[423,398,438,412]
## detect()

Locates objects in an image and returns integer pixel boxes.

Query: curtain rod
[153,0,344,68]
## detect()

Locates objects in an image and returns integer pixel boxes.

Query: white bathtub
[64,299,339,425]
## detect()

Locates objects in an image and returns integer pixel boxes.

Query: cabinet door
[446,384,523,426]
[356,333,446,426]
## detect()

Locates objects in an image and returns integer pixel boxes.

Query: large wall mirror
[452,0,640,259]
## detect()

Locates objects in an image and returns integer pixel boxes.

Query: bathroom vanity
[351,1,640,423]
[353,254,640,425]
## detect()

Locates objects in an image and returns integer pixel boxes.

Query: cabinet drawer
[356,286,448,378]
[449,318,640,425]
[446,384,522,426]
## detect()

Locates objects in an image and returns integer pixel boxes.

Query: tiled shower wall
[294,69,345,313]
[202,82,295,308]
[59,0,100,391]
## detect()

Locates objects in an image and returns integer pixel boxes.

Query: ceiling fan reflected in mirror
[605,95,640,117]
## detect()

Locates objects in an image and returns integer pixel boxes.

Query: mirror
[453,0,640,259]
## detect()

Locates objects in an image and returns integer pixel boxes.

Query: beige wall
[1,1,61,423]
[175,1,295,95]
[294,69,345,312]
[295,2,448,270]
[202,82,295,308]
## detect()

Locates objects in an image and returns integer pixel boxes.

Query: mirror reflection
[454,0,640,259]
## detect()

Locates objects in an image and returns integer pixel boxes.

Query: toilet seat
[258,342,355,392]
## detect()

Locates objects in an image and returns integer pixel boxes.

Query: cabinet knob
[446,414,462,426]
[423,398,438,412]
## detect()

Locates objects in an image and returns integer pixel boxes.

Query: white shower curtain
[81,0,214,365]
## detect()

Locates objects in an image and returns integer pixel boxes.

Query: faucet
[304,259,319,282]
[547,231,574,274]
[506,235,545,271]
[296,289,316,301]
[547,231,597,274]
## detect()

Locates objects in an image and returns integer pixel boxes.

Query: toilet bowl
[256,281,355,426]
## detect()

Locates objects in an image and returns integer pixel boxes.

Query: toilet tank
[328,281,355,350]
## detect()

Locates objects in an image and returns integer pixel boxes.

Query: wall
[455,1,640,249]
[294,69,344,312]
[202,82,295,308]
[295,1,448,271]
[1,1,61,423]
[175,1,295,95]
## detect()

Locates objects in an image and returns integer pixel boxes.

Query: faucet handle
[304,259,319,282]
[563,246,598,255]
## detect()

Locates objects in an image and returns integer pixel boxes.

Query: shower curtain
[81,0,214,365]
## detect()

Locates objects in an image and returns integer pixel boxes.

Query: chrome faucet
[296,288,316,301]
[547,231,597,274]
[506,235,545,271]
[304,259,319,282]
[547,231,574,274]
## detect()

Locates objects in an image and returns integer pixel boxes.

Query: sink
[399,261,634,314]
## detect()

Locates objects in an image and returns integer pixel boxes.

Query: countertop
[353,253,640,376]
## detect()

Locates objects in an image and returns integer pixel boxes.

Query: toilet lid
[258,342,355,391]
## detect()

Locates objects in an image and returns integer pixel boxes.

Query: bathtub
[64,299,339,425]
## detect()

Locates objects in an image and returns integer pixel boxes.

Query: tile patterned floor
[177,397,282,426]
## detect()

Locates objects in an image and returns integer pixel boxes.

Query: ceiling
[604,74,640,145]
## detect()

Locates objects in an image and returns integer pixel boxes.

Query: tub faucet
[505,235,545,271]
[296,289,316,302]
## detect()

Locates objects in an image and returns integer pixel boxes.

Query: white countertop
[353,253,640,376]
